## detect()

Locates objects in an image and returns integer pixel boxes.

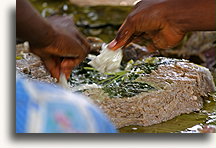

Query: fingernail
[108,40,117,49]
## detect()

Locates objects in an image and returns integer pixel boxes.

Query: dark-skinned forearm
[16,0,56,48]
[166,0,215,32]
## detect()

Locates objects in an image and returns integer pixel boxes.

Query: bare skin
[108,0,215,51]
[16,0,90,80]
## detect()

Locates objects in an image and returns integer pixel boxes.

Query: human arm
[16,0,90,80]
[108,0,216,51]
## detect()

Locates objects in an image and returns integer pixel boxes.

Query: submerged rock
[87,36,103,54]
[160,31,216,71]
[122,43,158,63]
[76,57,215,128]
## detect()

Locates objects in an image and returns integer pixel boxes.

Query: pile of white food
[88,44,123,73]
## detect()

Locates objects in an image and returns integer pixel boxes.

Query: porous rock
[84,58,215,128]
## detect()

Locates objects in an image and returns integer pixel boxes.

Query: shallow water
[30,0,131,42]
[28,0,216,133]
[119,96,215,133]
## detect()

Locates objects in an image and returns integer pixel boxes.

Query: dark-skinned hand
[108,0,215,51]
[30,16,90,80]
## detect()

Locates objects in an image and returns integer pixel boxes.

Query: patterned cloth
[16,76,116,133]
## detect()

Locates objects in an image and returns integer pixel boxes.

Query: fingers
[46,15,90,58]
[107,0,170,51]
[36,15,90,81]
[43,56,84,81]
[60,58,82,80]
[108,19,135,50]
[45,34,89,58]
[42,57,61,81]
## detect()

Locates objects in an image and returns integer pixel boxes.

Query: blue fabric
[16,79,30,133]
[16,77,117,133]
[87,105,117,133]
[43,101,89,133]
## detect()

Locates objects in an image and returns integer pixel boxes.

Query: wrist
[165,0,215,32]
[17,0,58,50]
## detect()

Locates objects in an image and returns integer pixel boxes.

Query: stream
[21,0,215,133]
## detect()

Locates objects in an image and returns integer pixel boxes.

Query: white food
[88,44,123,73]
[58,44,123,90]
[58,73,70,89]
